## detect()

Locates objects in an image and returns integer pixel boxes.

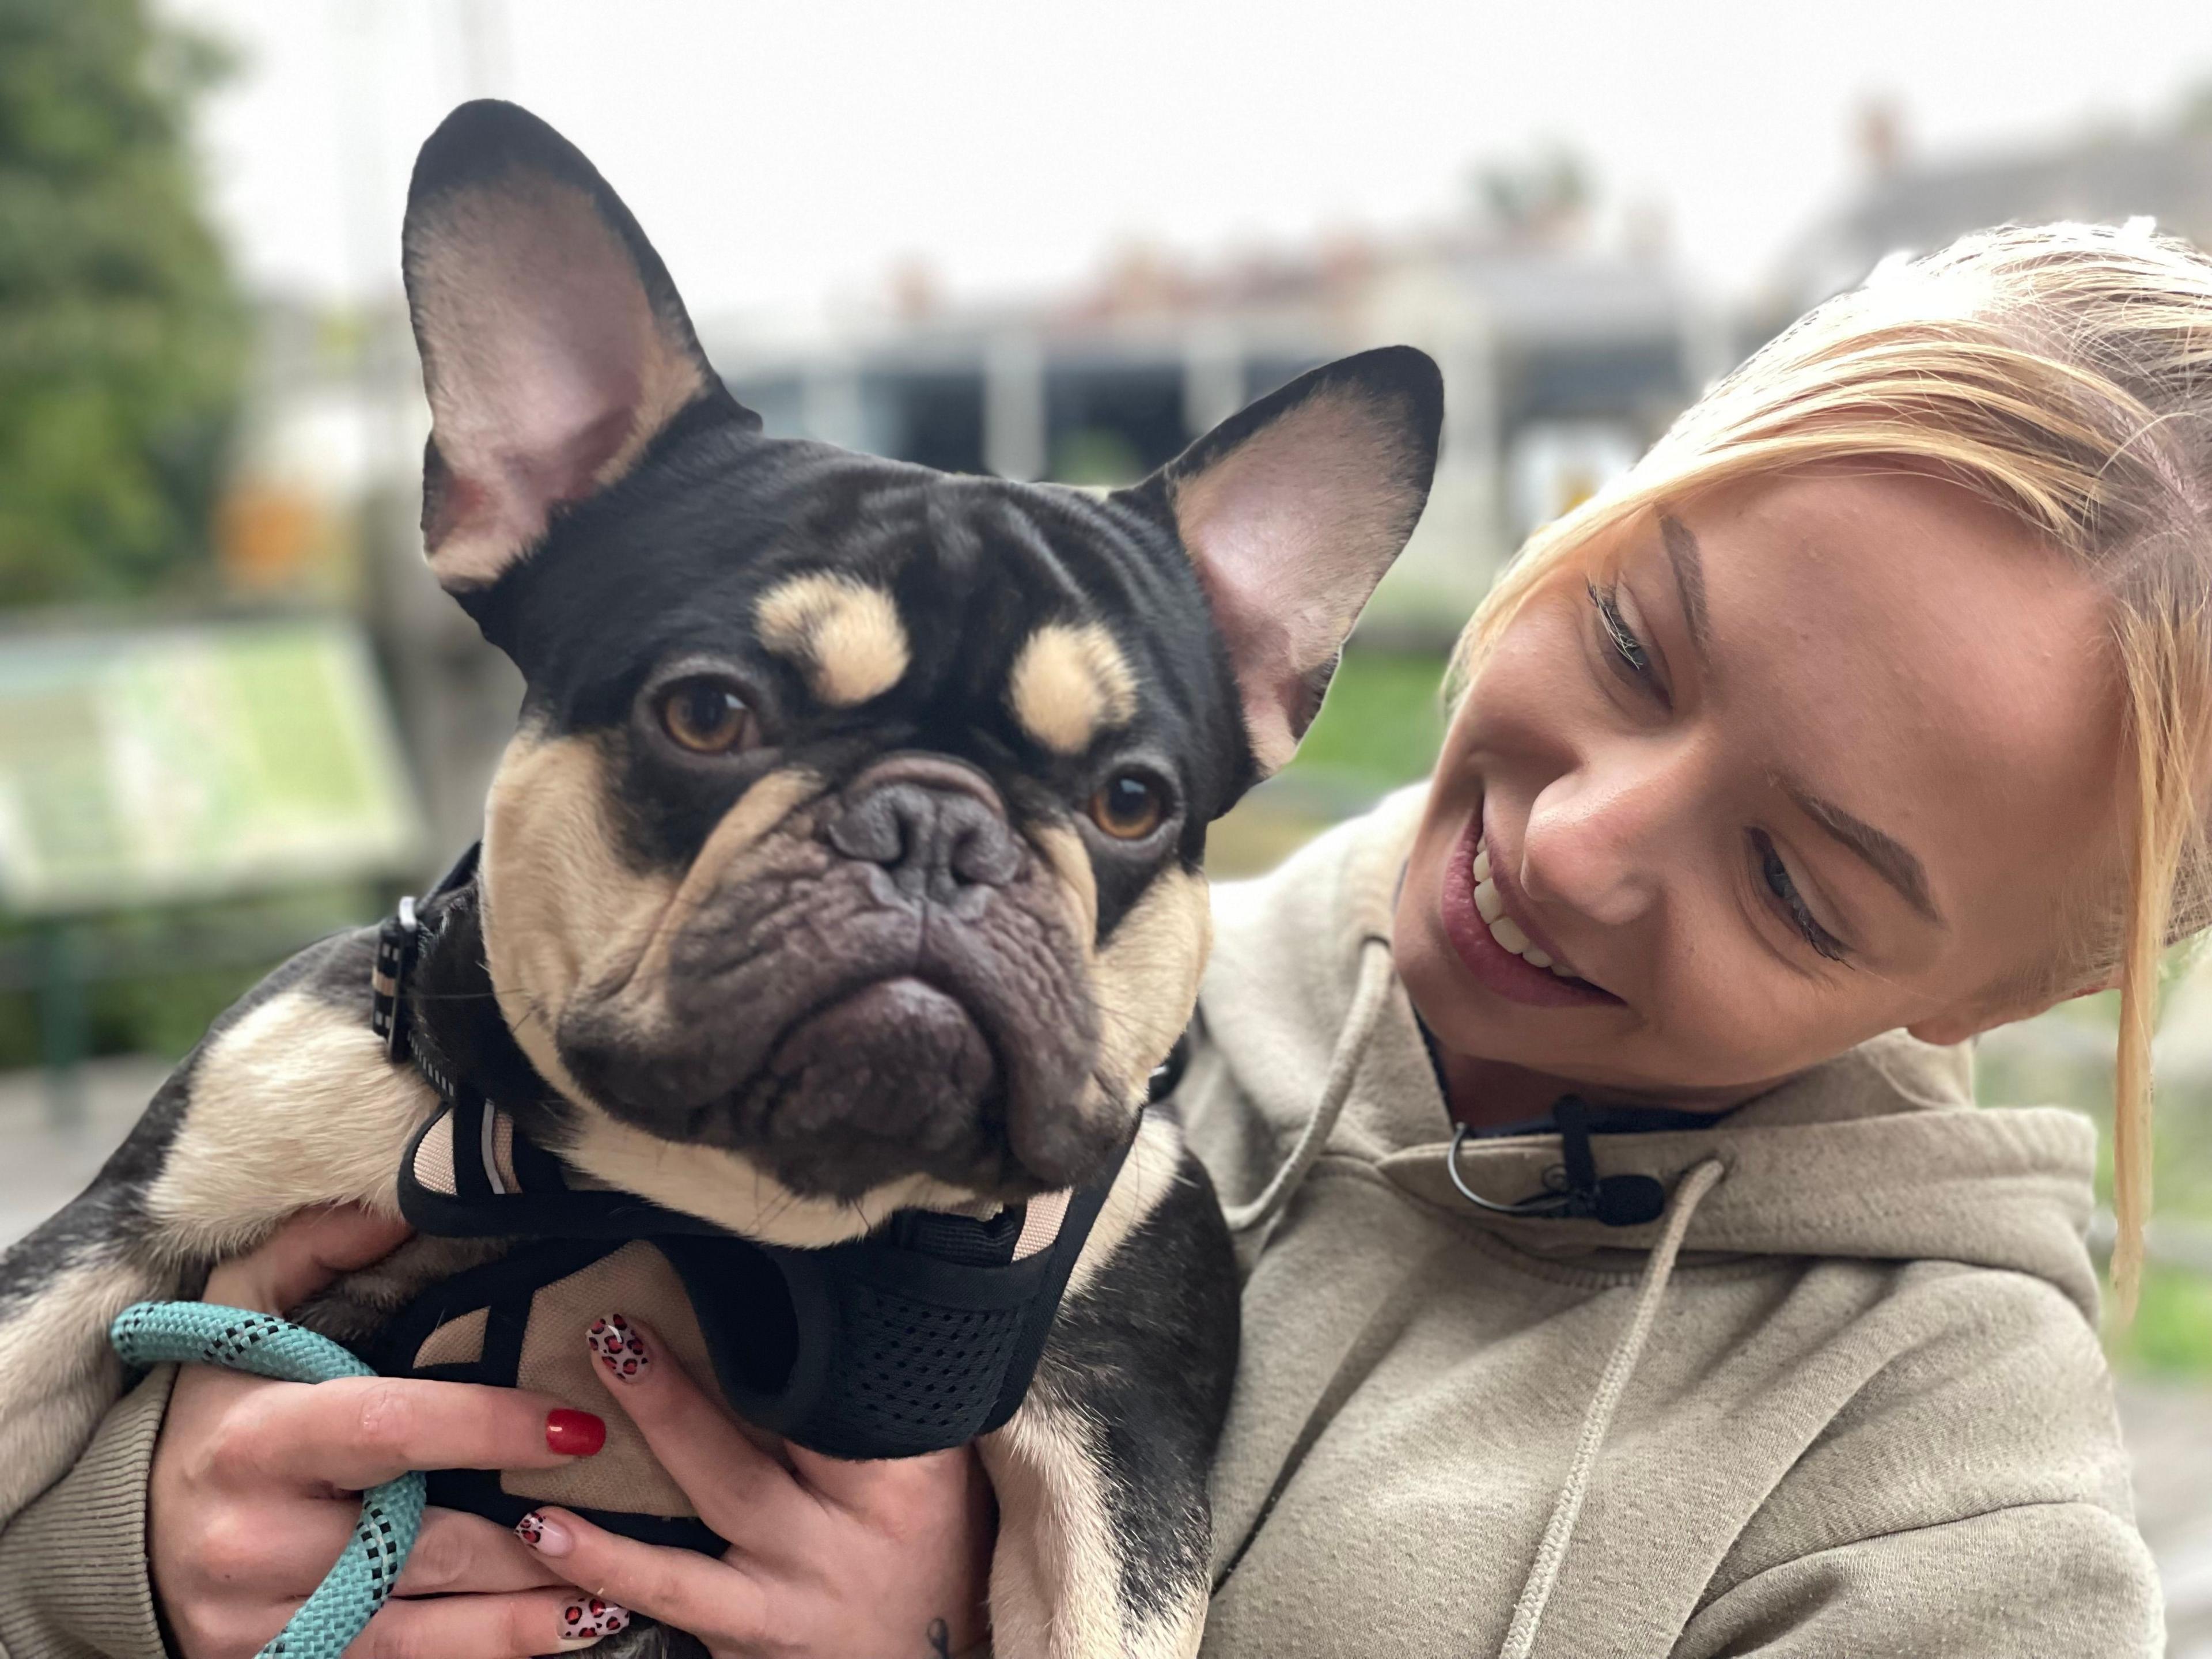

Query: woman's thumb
[202,1205,414,1315]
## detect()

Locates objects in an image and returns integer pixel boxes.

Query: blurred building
[1764,115,2212,317]
[707,226,1728,643]
[224,110,2212,862]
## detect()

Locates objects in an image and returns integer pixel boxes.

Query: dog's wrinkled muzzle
[558,756,1118,1201]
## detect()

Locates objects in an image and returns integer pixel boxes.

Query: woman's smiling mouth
[1438,805,1622,1009]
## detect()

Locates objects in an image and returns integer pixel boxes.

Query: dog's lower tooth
[1490,915,1531,954]
[1523,946,1552,968]
[1474,877,1503,924]
[1472,846,1491,883]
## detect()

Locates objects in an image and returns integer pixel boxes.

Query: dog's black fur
[0,102,1441,1658]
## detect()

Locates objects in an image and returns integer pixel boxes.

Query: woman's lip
[1438,808,1620,1009]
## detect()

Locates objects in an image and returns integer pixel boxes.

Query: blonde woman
[1180,221,2192,1657]
[0,222,2191,1657]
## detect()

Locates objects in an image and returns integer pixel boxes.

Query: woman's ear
[402,100,752,599]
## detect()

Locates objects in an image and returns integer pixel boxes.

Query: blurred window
[873,370,988,474]
[1046,363,1187,484]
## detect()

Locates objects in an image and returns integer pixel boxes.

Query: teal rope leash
[111,1302,423,1659]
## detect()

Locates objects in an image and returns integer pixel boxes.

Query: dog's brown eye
[1089,771,1166,840]
[658,679,756,755]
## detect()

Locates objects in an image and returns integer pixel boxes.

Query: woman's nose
[1518,744,1699,929]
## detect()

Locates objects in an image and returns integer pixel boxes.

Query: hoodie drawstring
[1497,1155,1727,1659]
[1216,931,1729,1656]
[1222,935,1396,1236]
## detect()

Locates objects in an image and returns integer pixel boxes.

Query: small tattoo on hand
[927,1617,952,1658]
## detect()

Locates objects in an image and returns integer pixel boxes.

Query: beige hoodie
[1180,787,2164,1657]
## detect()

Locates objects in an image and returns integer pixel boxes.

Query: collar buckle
[370,896,421,1061]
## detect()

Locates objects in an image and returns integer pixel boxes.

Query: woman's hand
[150,1207,627,1659]
[514,1314,997,1659]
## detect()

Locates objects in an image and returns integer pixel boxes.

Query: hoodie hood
[1198,784,2104,1320]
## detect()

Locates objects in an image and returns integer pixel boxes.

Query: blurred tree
[0,0,244,607]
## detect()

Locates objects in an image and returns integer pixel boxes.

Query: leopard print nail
[586,1313,649,1381]
[560,1597,630,1641]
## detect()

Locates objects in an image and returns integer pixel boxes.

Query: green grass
[1205,649,1448,877]
[2107,1263,2212,1376]
[1287,649,1449,790]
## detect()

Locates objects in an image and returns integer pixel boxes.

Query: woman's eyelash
[1751,831,1851,963]
[1586,580,1651,679]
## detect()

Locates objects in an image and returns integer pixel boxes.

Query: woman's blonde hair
[1451,222,2212,1317]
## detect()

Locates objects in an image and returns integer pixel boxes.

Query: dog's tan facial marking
[1035,823,1209,1150]
[1091,868,1211,1103]
[756,573,910,707]
[609,764,825,1014]
[482,729,681,1104]
[1032,822,1100,946]
[1008,622,1137,755]
[484,733,831,1112]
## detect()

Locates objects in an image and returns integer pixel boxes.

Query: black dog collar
[364,848,1146,1506]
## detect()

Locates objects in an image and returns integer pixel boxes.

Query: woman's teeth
[1471,844,1581,980]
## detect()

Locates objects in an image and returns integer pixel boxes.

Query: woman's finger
[204,1206,415,1316]
[347,1586,633,1659]
[513,1506,768,1647]
[222,1375,608,1491]
[392,1508,574,1597]
[582,1313,795,1539]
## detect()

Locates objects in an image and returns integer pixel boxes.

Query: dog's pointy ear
[1118,346,1443,778]
[402,100,752,596]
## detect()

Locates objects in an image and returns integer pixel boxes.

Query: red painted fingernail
[515,1509,575,1557]
[558,1596,629,1642]
[585,1312,650,1382]
[545,1409,606,1456]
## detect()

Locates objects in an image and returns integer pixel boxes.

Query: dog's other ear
[1119,346,1443,778]
[402,100,751,596]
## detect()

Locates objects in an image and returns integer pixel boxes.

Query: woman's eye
[1089,771,1169,840]
[1751,831,1850,963]
[657,678,757,755]
[1586,580,1655,688]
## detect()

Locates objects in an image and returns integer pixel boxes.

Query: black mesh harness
[359,847,1146,1552]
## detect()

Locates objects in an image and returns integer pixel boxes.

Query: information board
[0,620,423,914]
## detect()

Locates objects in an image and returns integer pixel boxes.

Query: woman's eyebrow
[1658,514,1713,668]
[1783,779,1946,927]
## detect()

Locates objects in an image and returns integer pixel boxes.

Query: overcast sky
[158,0,2212,325]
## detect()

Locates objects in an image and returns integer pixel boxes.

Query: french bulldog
[0,100,1441,1659]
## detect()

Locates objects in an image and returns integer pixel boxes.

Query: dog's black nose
[828,757,1022,907]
